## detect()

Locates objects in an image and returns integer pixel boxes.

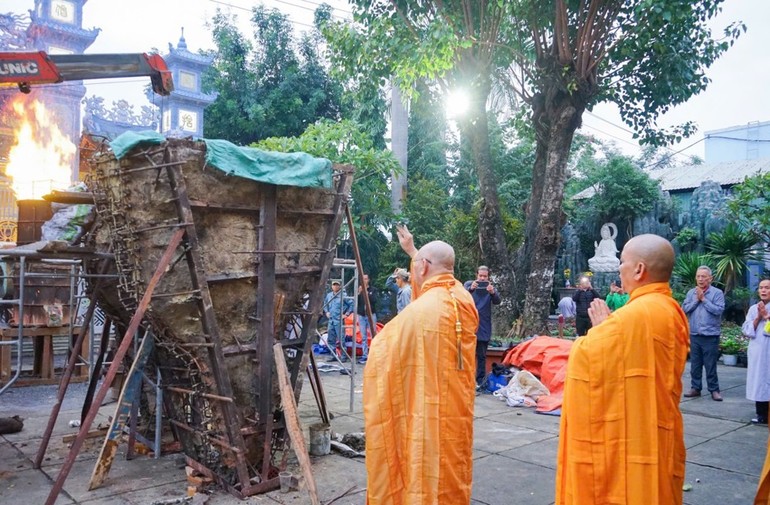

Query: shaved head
[419,241,455,272]
[412,240,455,287]
[619,234,675,293]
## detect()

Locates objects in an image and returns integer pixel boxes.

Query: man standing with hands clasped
[682,266,726,401]
[465,266,501,387]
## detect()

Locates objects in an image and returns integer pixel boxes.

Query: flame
[6,96,74,200]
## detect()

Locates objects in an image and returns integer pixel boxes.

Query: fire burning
[6,96,74,200]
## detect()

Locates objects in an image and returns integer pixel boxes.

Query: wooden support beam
[273,343,320,505]
[44,228,185,505]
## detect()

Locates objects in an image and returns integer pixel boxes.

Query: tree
[255,119,399,279]
[203,6,343,144]
[322,2,519,302]
[706,223,762,294]
[570,155,661,237]
[323,1,743,335]
[728,172,770,245]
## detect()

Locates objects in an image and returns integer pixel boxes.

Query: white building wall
[705,121,770,163]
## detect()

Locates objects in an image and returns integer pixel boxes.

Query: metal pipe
[0,257,25,395]
[155,368,162,460]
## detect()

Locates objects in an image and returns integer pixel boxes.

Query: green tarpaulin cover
[110,131,332,189]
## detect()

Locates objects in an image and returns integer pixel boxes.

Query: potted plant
[720,324,747,366]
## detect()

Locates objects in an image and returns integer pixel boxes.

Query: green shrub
[720,322,748,354]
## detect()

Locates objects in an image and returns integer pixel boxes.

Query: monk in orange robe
[555,234,690,504]
[757,437,770,504]
[363,227,479,505]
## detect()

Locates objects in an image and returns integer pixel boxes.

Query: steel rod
[44,228,184,505]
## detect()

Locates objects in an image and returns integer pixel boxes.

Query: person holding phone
[572,276,601,336]
[464,266,501,387]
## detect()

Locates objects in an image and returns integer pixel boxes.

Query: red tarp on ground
[502,336,573,412]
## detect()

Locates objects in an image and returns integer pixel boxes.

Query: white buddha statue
[588,223,620,272]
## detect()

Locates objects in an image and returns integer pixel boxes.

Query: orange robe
[756,430,770,504]
[555,282,690,505]
[363,273,479,505]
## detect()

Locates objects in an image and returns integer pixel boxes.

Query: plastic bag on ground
[493,370,550,408]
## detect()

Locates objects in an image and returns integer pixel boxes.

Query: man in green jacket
[606,281,629,311]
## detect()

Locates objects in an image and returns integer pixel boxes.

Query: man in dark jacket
[464,266,502,386]
[572,276,601,336]
[356,274,377,364]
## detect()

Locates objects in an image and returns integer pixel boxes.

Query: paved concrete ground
[0,360,765,504]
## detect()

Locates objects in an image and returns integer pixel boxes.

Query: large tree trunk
[517,88,585,337]
[458,74,516,329]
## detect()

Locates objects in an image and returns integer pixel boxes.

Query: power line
[584,110,695,161]
[581,123,641,149]
[706,135,770,142]
[208,0,350,28]
[208,0,315,29]
[585,110,635,135]
[270,0,350,20]
[287,0,353,15]
[641,137,705,170]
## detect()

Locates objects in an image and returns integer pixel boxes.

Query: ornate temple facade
[0,1,98,238]
[158,30,217,137]
[0,4,215,242]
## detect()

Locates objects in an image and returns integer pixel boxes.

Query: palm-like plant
[673,252,713,288]
[707,224,762,293]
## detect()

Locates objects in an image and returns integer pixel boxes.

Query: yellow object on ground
[363,273,478,505]
[555,282,690,504]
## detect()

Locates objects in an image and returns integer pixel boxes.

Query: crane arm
[0,51,174,96]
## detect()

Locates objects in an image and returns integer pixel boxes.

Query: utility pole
[390,83,408,214]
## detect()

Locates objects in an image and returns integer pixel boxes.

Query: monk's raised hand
[588,299,611,327]
[759,301,768,319]
[396,225,417,258]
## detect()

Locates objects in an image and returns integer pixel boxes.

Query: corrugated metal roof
[573,157,770,199]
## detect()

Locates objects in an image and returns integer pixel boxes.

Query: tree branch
[387,0,421,41]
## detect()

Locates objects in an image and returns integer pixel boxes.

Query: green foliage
[727,172,770,245]
[254,119,400,279]
[203,7,343,144]
[673,227,699,252]
[726,286,752,313]
[605,3,746,145]
[672,252,713,288]
[706,223,761,293]
[575,155,660,226]
[720,322,748,354]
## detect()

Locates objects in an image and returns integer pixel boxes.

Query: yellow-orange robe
[756,430,770,504]
[363,272,479,505]
[555,282,690,505]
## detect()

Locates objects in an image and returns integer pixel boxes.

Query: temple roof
[573,157,770,199]
[27,19,99,50]
[169,87,218,105]
[164,30,213,67]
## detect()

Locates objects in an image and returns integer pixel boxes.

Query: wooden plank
[88,334,154,489]
[0,326,82,338]
[273,343,320,505]
[288,166,355,390]
[61,427,108,443]
[165,159,251,487]
[257,186,277,426]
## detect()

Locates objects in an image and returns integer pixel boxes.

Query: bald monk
[757,428,770,504]
[363,226,479,505]
[555,234,690,504]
